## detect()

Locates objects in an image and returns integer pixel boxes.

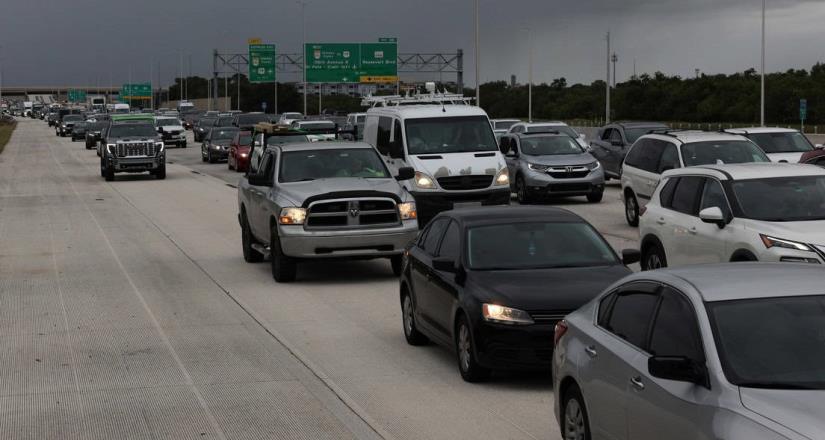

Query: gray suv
[500,132,605,203]
[237,142,419,282]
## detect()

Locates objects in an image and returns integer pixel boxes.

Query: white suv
[621,131,770,226]
[724,127,818,163]
[639,163,825,269]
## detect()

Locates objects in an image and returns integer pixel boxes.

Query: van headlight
[413,172,436,190]
[482,304,534,325]
[494,167,510,186]
[279,207,307,225]
[398,202,417,220]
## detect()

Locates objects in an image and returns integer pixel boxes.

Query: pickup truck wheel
[241,213,263,263]
[208,150,216,164]
[390,255,403,276]
[270,226,296,282]
[103,161,115,182]
[154,163,166,180]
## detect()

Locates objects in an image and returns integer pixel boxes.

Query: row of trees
[167,63,825,124]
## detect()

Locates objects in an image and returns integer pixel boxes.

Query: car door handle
[688,227,698,235]
[630,376,645,391]
[584,346,598,359]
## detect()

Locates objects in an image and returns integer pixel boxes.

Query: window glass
[681,141,770,166]
[520,136,584,155]
[499,137,512,154]
[624,140,645,168]
[391,119,404,158]
[629,139,664,172]
[650,289,703,360]
[279,148,390,182]
[700,178,731,218]
[405,116,497,155]
[376,117,392,156]
[600,128,612,141]
[437,221,461,260]
[657,143,681,173]
[422,219,449,255]
[746,132,813,154]
[659,178,679,208]
[670,176,704,215]
[732,176,825,222]
[609,129,623,144]
[598,293,616,327]
[606,292,659,349]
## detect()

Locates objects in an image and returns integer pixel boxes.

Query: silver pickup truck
[237,141,419,282]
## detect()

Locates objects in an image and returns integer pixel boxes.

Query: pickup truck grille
[116,142,157,158]
[306,198,399,229]
[547,166,590,179]
[437,175,493,190]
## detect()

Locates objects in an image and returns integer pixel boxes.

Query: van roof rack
[361,90,475,108]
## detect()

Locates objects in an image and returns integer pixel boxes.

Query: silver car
[499,132,605,204]
[553,263,825,440]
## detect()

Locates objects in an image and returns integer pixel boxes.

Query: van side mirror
[649,356,710,388]
[396,167,415,181]
[699,207,726,228]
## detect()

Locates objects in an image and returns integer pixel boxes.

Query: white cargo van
[362,91,510,225]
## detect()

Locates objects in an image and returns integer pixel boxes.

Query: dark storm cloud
[0,0,823,87]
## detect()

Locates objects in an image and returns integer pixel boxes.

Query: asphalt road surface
[0,119,639,440]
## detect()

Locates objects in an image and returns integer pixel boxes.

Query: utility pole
[611,52,618,87]
[128,64,133,109]
[474,0,480,106]
[299,0,308,116]
[760,0,766,126]
[187,54,192,101]
[523,27,533,122]
[0,46,4,108]
[605,32,611,124]
[225,75,229,111]
[179,52,183,103]
[150,59,154,111]
[237,72,241,111]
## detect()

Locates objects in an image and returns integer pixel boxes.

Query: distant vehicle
[57,115,83,137]
[87,95,106,111]
[233,112,271,131]
[621,130,770,226]
[247,123,312,173]
[176,101,195,113]
[278,112,304,125]
[341,113,366,141]
[490,118,521,140]
[84,120,108,150]
[213,116,235,128]
[237,142,418,282]
[363,92,510,226]
[290,120,337,142]
[181,111,202,130]
[799,148,825,167]
[113,103,130,114]
[401,206,639,381]
[639,163,825,269]
[154,116,187,148]
[23,101,33,117]
[499,132,605,203]
[194,117,217,142]
[228,130,253,172]
[724,127,815,163]
[201,127,239,163]
[508,121,587,148]
[554,264,825,440]
[46,111,59,127]
[70,121,88,141]
[590,121,670,179]
[100,114,165,181]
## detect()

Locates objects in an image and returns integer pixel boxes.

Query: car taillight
[554,320,568,347]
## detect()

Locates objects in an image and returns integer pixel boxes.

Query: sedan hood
[466,265,631,312]
[768,152,806,163]
[279,178,407,207]
[740,388,825,440]
[523,153,596,167]
[409,152,505,180]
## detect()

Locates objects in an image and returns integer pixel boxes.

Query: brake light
[554,320,569,347]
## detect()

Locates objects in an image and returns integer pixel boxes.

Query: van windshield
[405,116,497,155]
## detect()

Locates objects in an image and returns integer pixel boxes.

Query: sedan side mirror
[621,249,641,265]
[699,207,726,228]
[396,167,415,181]
[649,356,710,388]
[432,257,458,273]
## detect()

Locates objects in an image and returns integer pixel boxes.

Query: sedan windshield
[199,118,217,127]
[732,175,825,221]
[298,122,336,133]
[108,124,158,138]
[406,116,497,155]
[746,132,814,154]
[216,117,234,126]
[467,222,618,270]
[280,148,390,182]
[212,129,238,140]
[681,141,770,166]
[707,295,825,390]
[237,135,253,145]
[521,136,584,155]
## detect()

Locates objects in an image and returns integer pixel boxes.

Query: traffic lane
[101,141,562,439]
[0,120,377,440]
[165,131,245,186]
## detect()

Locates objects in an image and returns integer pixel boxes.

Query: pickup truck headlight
[494,167,510,186]
[759,234,812,252]
[482,304,534,325]
[106,144,116,154]
[398,202,417,220]
[413,171,436,190]
[279,207,307,225]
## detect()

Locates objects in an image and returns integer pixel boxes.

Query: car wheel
[201,148,208,162]
[624,192,639,227]
[516,175,532,205]
[228,158,234,171]
[455,315,490,382]
[641,242,667,271]
[270,225,297,282]
[154,163,166,180]
[586,190,603,203]
[401,291,429,346]
[241,212,263,263]
[103,162,115,182]
[561,385,592,440]
[181,142,187,148]
[208,150,216,164]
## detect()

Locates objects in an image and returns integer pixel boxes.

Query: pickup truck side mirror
[248,174,272,187]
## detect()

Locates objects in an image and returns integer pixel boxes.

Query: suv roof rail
[361,90,475,108]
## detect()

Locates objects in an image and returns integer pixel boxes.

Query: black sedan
[399,206,639,382]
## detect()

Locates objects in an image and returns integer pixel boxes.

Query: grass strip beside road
[0,121,16,155]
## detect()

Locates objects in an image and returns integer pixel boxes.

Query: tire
[154,163,166,180]
[516,175,533,204]
[401,291,429,346]
[270,224,297,282]
[103,161,115,182]
[208,150,216,164]
[625,192,640,227]
[181,142,187,149]
[228,158,234,171]
[641,241,667,271]
[390,255,403,276]
[201,148,208,162]
[455,315,490,382]
[241,212,263,263]
[561,385,592,440]
[730,251,758,262]
[587,190,603,203]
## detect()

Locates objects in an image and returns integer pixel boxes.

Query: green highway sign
[249,43,277,83]
[67,89,87,103]
[305,41,398,83]
[120,83,152,101]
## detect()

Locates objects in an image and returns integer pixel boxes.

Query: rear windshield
[267,134,310,146]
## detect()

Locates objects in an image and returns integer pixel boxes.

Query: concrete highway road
[0,119,639,439]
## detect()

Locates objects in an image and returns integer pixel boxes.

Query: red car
[228,131,253,172]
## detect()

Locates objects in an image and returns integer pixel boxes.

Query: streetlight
[605,31,611,124]
[761,0,766,126]
[611,52,618,87]
[474,0,480,106]
[298,0,308,116]
[522,27,533,122]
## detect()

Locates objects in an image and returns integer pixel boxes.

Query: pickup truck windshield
[109,124,157,138]
[156,119,182,127]
[280,148,390,182]
[406,116,497,155]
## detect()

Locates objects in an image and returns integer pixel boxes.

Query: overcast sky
[1,0,824,87]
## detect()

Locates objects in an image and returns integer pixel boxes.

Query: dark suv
[589,122,668,179]
[100,117,165,181]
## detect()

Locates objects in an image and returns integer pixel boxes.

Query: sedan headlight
[586,161,601,170]
[494,167,510,186]
[527,163,549,172]
[279,207,307,225]
[482,304,534,325]
[759,234,812,252]
[398,202,417,220]
[413,171,436,190]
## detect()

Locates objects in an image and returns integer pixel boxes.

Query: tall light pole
[298,0,308,116]
[605,32,611,124]
[760,0,766,126]
[611,52,618,87]
[522,27,533,122]
[474,0,480,106]
[0,46,4,108]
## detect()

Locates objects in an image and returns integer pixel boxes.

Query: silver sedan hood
[740,388,825,439]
